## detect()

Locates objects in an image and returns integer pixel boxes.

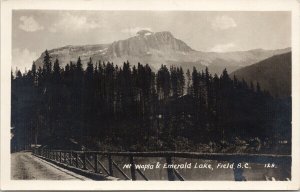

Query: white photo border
[1,0,300,190]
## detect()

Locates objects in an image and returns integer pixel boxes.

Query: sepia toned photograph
[1,0,300,190]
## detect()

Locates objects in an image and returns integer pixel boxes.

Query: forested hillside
[11,50,291,154]
[230,52,291,98]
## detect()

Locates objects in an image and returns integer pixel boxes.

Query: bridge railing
[32,149,291,181]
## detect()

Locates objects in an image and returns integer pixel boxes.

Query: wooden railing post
[108,154,113,176]
[130,155,136,180]
[82,153,87,170]
[94,153,98,173]
[166,156,175,181]
[64,152,67,163]
[69,152,72,165]
[75,153,79,168]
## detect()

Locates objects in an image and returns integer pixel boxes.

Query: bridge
[11,149,291,181]
[11,151,91,180]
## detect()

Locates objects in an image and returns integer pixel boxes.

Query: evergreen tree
[43,50,52,75]
[256,82,261,93]
[186,69,192,95]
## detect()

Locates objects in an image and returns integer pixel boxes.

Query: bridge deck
[11,152,91,180]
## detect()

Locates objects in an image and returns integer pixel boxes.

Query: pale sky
[12,10,291,71]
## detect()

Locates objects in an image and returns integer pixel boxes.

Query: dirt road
[11,152,90,180]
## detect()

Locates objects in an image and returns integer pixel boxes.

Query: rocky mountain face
[34,30,291,75]
[107,31,193,57]
[230,52,291,98]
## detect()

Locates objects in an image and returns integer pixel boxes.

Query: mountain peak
[154,31,173,36]
[152,31,175,39]
[105,30,193,57]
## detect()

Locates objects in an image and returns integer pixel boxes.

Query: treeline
[11,50,291,152]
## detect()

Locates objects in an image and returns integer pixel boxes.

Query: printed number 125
[264,163,276,168]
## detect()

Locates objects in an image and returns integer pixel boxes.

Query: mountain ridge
[230,52,291,97]
[34,30,291,75]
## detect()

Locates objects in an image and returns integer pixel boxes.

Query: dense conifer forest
[11,50,291,153]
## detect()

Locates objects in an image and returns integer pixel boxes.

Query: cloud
[12,48,38,72]
[121,27,152,36]
[210,43,236,52]
[49,13,100,33]
[211,15,237,30]
[19,16,44,32]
